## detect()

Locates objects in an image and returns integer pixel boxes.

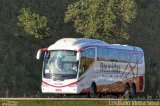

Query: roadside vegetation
[0,0,159,98]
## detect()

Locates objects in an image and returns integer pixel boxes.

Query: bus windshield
[43,50,78,79]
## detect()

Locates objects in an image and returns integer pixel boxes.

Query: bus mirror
[77,52,80,61]
[36,50,42,59]
[36,48,47,59]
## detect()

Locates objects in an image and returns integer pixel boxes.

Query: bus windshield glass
[43,50,78,79]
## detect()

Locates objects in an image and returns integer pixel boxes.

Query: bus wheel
[55,94,64,98]
[129,84,136,99]
[89,83,96,98]
[123,84,130,99]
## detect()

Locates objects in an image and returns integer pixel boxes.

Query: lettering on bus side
[95,62,121,73]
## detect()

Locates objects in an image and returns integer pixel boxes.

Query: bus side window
[80,48,95,75]
[129,51,137,63]
[97,47,108,61]
[118,50,129,63]
[107,48,119,62]
[137,52,143,64]
[80,50,86,74]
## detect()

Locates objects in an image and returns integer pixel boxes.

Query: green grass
[0,100,160,106]
[0,101,106,106]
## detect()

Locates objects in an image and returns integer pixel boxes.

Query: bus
[36,38,145,98]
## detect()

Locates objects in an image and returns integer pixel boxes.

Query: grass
[0,101,106,106]
[0,100,160,106]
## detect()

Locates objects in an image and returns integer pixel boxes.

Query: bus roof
[47,38,143,52]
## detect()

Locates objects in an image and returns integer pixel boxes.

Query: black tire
[129,84,136,99]
[55,94,64,98]
[89,83,96,98]
[123,84,130,99]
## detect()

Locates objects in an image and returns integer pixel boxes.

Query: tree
[64,0,136,43]
[17,8,49,39]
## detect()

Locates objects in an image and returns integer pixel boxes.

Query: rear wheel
[123,84,130,99]
[129,84,136,99]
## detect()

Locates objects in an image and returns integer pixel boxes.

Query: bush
[17,8,50,39]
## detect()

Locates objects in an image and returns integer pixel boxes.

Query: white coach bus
[36,38,145,98]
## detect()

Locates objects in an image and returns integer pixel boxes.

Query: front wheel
[54,94,65,98]
[89,83,96,98]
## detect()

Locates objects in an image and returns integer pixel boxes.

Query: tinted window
[80,48,95,75]
[129,51,137,63]
[130,51,143,64]
[97,47,108,61]
[137,52,143,64]
[107,48,119,62]
[118,50,129,63]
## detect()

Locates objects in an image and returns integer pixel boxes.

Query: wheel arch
[90,81,97,91]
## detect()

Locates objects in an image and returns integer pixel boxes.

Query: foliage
[127,0,160,96]
[0,0,77,97]
[144,58,160,97]
[17,8,49,39]
[64,0,136,43]
[0,0,160,98]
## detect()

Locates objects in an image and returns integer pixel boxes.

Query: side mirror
[77,51,80,61]
[36,48,47,59]
[36,49,42,59]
